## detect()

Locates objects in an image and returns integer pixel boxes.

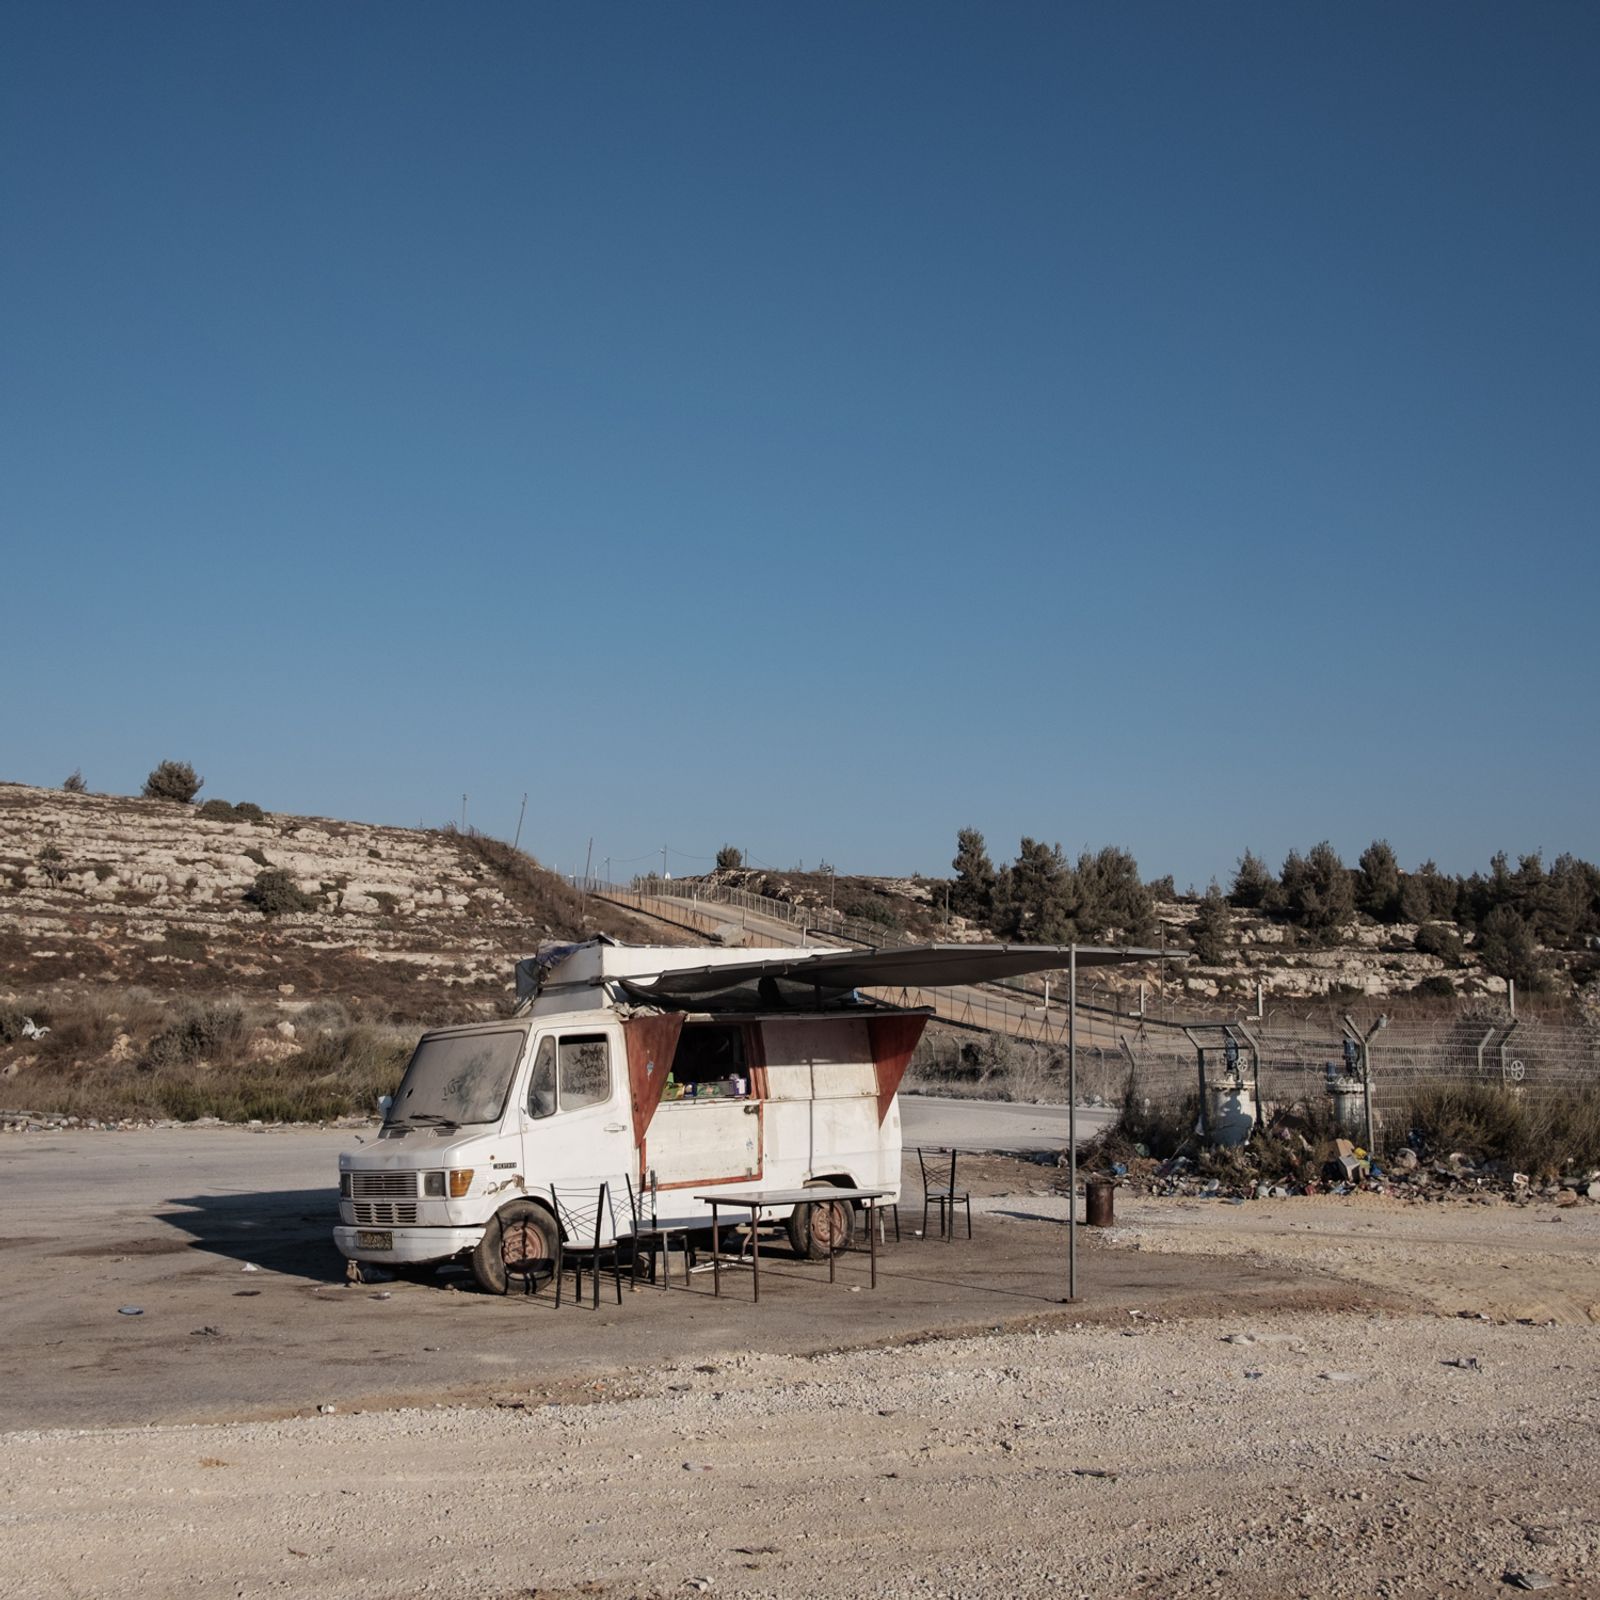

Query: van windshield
[387,1029,524,1127]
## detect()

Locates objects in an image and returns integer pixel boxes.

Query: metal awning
[621,942,1170,997]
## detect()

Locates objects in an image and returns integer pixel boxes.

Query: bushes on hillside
[1415,923,1464,963]
[143,760,203,804]
[197,798,266,824]
[245,868,318,917]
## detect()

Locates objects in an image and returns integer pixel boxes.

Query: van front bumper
[333,1224,484,1265]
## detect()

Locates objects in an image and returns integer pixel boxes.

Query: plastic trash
[117,1305,144,1316]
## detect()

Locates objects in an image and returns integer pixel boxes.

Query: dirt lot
[2,1128,1597,1599]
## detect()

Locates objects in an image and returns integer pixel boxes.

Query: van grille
[352,1173,417,1199]
[354,1201,418,1226]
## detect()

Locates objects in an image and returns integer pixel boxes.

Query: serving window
[666,1024,752,1098]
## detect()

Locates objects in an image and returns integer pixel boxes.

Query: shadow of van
[156,1187,347,1284]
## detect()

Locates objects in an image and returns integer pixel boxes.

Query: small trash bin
[1084,1176,1115,1227]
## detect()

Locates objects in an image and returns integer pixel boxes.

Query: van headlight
[423,1171,445,1197]
[339,1173,351,1197]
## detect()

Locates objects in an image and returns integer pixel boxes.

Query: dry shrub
[1404,1081,1600,1179]
[1114,1082,1200,1158]
[143,1002,248,1070]
[0,983,410,1124]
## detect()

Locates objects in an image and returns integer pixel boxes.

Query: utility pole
[604,855,610,884]
[461,794,468,831]
[512,793,527,852]
[661,844,668,881]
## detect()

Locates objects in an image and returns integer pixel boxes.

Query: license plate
[357,1230,393,1250]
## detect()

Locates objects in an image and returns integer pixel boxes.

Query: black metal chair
[917,1146,972,1242]
[623,1172,693,1288]
[549,1182,624,1308]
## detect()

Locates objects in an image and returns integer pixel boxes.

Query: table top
[694,1187,889,1207]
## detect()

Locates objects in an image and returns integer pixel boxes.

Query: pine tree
[950,827,997,924]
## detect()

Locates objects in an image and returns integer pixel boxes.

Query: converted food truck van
[334,940,929,1291]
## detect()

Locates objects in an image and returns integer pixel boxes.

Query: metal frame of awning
[619,939,1172,1304]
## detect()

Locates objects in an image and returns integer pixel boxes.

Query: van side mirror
[378,1094,393,1118]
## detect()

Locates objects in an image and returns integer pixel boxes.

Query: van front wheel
[786,1184,856,1261]
[471,1201,557,1295]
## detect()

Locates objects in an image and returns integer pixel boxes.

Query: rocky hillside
[0,782,663,1018]
[680,867,1566,1006]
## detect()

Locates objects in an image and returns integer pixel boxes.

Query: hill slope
[0,782,662,1016]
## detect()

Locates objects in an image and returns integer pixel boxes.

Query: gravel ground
[5,1190,1598,1600]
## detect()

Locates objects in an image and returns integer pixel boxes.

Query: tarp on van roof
[621,942,1168,999]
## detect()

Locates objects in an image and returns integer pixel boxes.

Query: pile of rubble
[1084,1114,1600,1208]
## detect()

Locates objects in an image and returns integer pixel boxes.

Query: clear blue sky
[4,3,1596,890]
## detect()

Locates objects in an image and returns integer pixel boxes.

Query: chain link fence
[1115,1010,1600,1127]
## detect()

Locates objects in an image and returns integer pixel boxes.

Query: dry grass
[0,986,412,1123]
[447,828,653,942]
[1402,1080,1600,1179]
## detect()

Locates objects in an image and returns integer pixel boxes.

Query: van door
[519,1027,633,1235]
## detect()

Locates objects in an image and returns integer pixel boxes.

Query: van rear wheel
[786,1184,856,1261]
[471,1201,557,1294]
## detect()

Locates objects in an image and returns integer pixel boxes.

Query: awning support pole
[1068,943,1078,1302]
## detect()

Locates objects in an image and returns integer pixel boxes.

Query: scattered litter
[1317,1371,1361,1385]
[1243,1369,1263,1380]
[1504,1573,1556,1592]
[1073,1467,1118,1480]
[116,1306,144,1317]
[190,1326,221,1338]
[233,1289,261,1297]
[1223,1333,1256,1346]
[240,1263,261,1274]
[682,1461,714,1473]
[686,1580,713,1593]
[318,1403,337,1415]
[371,1291,392,1301]
[733,1546,780,1557]
[1403,1469,1431,1483]
[1442,1356,1482,1370]
[422,1345,440,1353]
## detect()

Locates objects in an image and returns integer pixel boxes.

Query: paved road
[1,1097,1104,1226]
[901,1094,1114,1152]
[0,1099,1119,1431]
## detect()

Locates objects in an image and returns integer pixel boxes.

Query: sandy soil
[3,1149,1597,1599]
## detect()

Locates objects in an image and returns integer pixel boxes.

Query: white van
[333,940,930,1291]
